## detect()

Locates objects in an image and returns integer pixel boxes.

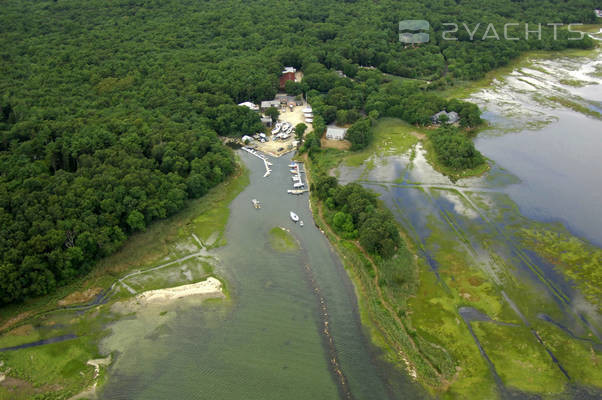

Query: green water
[99,152,423,399]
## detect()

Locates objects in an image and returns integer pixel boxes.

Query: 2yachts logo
[399,20,589,43]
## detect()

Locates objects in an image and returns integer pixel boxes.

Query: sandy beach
[134,277,223,304]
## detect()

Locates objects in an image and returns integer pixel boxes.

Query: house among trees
[432,111,459,124]
[238,101,260,112]
[596,9,602,17]
[280,66,296,90]
[326,126,347,140]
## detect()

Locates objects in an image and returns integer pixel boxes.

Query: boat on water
[299,221,304,227]
[252,199,261,209]
[292,176,300,181]
[293,182,304,188]
[290,169,298,173]
[288,163,297,168]
[287,189,305,195]
[290,211,299,222]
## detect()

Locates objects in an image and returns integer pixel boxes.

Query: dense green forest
[1,0,598,305]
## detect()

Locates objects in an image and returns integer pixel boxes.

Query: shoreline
[133,277,224,305]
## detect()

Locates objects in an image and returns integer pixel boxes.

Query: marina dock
[242,146,273,177]
[288,162,307,195]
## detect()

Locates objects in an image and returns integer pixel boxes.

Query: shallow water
[99,152,424,400]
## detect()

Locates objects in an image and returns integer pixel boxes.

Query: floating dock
[288,162,307,194]
[242,146,272,177]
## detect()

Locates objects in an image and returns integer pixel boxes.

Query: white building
[325,126,347,141]
[596,9,602,18]
[282,66,297,74]
[432,111,459,124]
[238,101,259,112]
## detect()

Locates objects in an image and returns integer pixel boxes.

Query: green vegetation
[344,118,421,168]
[520,227,602,311]
[0,306,115,400]
[472,323,567,394]
[0,163,247,399]
[0,0,598,307]
[268,227,300,253]
[545,95,602,119]
[265,107,280,125]
[294,123,307,143]
[423,137,490,181]
[0,165,248,327]
[313,176,401,258]
[534,320,602,389]
[428,125,486,171]
[346,118,374,150]
[305,145,602,397]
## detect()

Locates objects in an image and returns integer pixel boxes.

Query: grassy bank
[343,118,423,168]
[0,163,249,399]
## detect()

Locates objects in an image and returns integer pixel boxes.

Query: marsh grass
[268,227,300,253]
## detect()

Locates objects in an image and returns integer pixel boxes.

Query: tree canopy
[0,0,597,304]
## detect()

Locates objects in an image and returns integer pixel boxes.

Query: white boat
[299,221,304,227]
[252,199,261,209]
[293,182,304,188]
[292,176,300,181]
[287,189,305,195]
[290,211,299,222]
[288,163,297,168]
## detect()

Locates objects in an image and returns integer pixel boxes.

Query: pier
[242,147,273,177]
[288,162,307,195]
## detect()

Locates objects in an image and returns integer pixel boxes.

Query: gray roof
[260,100,280,109]
[326,126,347,140]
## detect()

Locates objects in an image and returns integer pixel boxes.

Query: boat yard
[252,98,313,157]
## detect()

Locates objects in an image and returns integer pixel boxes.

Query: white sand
[135,277,223,304]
